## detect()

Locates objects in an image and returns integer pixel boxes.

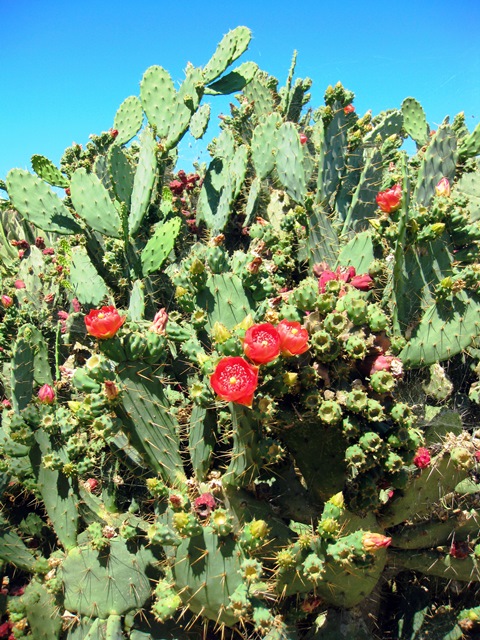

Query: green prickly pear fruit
[365,398,386,422]
[302,552,325,582]
[147,523,181,546]
[344,333,368,359]
[291,278,319,311]
[275,548,297,571]
[367,305,388,332]
[172,511,202,537]
[343,296,368,326]
[345,444,367,468]
[211,508,234,536]
[206,245,229,273]
[317,517,340,539]
[311,330,340,362]
[241,519,270,551]
[316,292,336,315]
[359,432,384,454]
[146,477,169,498]
[240,558,263,583]
[370,371,396,394]
[323,311,349,336]
[124,332,148,360]
[318,400,342,425]
[450,447,474,471]
[390,402,414,426]
[345,389,369,413]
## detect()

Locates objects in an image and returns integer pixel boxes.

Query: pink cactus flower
[37,384,55,404]
[362,532,392,551]
[72,298,81,312]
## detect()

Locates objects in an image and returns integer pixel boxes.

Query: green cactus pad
[399,292,480,367]
[275,122,306,203]
[141,217,181,275]
[205,61,258,96]
[203,26,252,84]
[196,273,254,330]
[251,112,282,180]
[21,580,63,639]
[70,167,122,238]
[189,103,211,139]
[6,168,82,234]
[61,537,155,617]
[109,145,134,207]
[70,246,109,306]
[129,129,158,236]
[173,527,245,626]
[140,66,176,139]
[459,120,480,160]
[0,515,36,570]
[113,95,144,146]
[401,97,429,146]
[115,361,185,485]
[31,154,69,187]
[414,124,457,207]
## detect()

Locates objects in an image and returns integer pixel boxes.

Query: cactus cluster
[1,26,480,639]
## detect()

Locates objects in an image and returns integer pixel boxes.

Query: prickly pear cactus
[0,25,480,640]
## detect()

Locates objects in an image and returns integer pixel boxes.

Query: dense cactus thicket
[1,26,480,639]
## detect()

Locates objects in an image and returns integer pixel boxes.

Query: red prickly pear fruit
[109,128,119,139]
[299,133,308,145]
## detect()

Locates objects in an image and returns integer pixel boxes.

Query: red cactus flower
[413,447,431,469]
[243,323,281,364]
[210,357,259,406]
[85,306,125,339]
[350,273,374,291]
[38,384,55,404]
[299,133,308,145]
[376,184,402,213]
[362,532,392,551]
[344,104,355,114]
[277,320,309,356]
[1,295,13,308]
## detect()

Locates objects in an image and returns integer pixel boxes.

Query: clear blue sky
[1,0,479,180]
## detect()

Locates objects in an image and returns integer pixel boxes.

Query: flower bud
[362,532,392,551]
[38,384,55,404]
[1,295,13,308]
[435,177,451,197]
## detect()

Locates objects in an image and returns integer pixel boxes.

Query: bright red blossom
[376,184,402,213]
[413,447,431,469]
[84,306,125,339]
[276,320,309,356]
[210,357,259,406]
[243,323,281,364]
[344,104,355,114]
